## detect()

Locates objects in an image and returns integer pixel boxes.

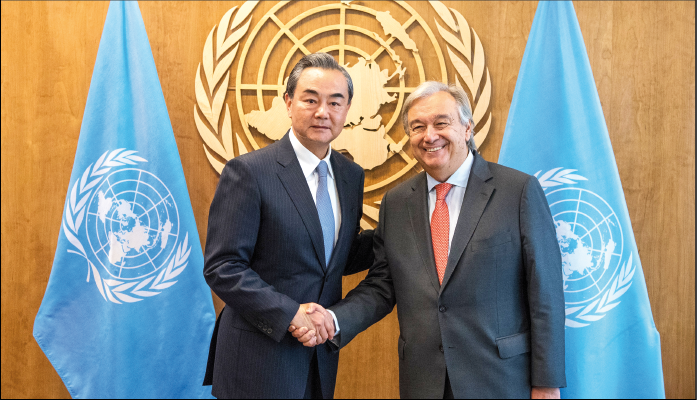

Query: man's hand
[531,387,560,399]
[288,303,335,347]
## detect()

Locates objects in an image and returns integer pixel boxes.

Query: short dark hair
[285,53,353,103]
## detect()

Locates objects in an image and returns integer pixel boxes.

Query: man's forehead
[293,71,348,99]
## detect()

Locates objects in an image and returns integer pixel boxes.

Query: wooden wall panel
[605,3,696,398]
[1,2,107,398]
[1,2,694,399]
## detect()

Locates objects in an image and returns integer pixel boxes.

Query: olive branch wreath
[535,167,636,328]
[430,1,492,149]
[62,149,191,304]
[194,2,258,174]
[195,1,493,174]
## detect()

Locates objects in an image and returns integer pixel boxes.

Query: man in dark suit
[293,82,566,399]
[202,53,373,399]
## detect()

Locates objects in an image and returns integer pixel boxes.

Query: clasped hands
[288,303,335,347]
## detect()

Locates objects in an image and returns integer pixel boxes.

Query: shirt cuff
[327,309,340,334]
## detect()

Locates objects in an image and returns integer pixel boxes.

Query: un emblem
[63,149,191,304]
[195,1,493,229]
[536,168,636,328]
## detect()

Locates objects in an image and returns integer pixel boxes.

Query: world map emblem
[195,0,493,228]
[63,149,192,304]
[536,168,636,328]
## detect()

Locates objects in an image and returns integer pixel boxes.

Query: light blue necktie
[316,160,335,267]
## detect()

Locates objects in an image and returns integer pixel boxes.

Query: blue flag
[33,2,215,398]
[499,2,664,398]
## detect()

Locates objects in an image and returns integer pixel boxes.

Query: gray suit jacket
[330,153,566,398]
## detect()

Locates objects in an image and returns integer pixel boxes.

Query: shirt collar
[289,128,335,180]
[426,149,474,192]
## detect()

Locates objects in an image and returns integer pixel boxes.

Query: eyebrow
[302,89,346,99]
[409,114,452,125]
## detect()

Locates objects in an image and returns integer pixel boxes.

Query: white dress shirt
[290,130,344,335]
[289,129,341,245]
[426,149,474,255]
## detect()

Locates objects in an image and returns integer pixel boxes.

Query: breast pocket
[470,231,512,252]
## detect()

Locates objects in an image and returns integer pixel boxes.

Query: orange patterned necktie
[431,183,453,285]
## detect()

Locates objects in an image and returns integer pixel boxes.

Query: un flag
[33,2,216,398]
[499,2,665,398]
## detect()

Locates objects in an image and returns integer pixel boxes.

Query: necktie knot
[317,161,328,178]
[435,183,453,201]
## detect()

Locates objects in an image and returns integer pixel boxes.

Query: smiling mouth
[426,146,444,153]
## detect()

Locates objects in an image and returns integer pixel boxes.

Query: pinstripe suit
[202,132,373,398]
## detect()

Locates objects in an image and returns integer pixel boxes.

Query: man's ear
[285,93,292,118]
[464,120,473,141]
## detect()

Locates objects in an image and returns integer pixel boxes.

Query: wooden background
[1,1,694,398]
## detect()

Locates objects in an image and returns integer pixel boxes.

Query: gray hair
[285,53,353,103]
[401,81,477,152]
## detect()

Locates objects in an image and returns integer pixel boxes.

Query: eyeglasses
[408,118,454,137]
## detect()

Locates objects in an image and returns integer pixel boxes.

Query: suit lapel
[440,154,494,292]
[407,173,440,294]
[276,133,326,269]
[327,151,353,273]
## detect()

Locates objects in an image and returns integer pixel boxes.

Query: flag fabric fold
[498,2,665,398]
[33,2,215,398]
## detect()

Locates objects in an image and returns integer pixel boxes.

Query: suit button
[267,328,273,334]
[439,306,446,312]
[439,345,444,353]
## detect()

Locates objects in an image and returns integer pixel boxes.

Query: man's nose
[315,104,329,118]
[424,125,440,142]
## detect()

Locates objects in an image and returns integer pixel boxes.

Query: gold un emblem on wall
[194,1,492,228]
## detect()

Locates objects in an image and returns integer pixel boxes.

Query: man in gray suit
[293,82,566,398]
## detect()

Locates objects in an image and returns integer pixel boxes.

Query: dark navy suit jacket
[202,133,373,398]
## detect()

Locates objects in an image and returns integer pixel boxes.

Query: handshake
[287,303,335,347]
